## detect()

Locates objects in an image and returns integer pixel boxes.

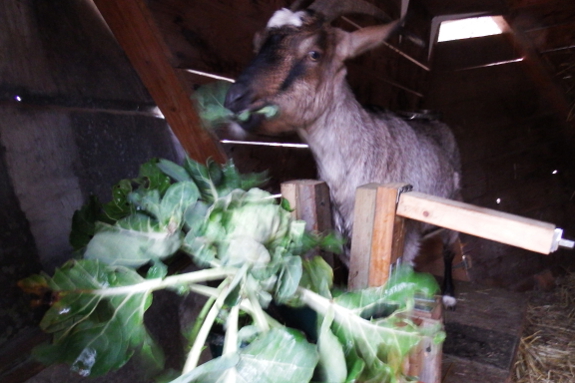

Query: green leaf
[135,331,166,377]
[69,195,102,250]
[220,237,271,268]
[316,309,347,383]
[274,255,303,303]
[157,158,192,182]
[169,353,240,383]
[254,105,279,119]
[102,179,135,222]
[158,181,201,228]
[183,201,210,236]
[335,264,440,316]
[146,260,168,280]
[26,259,162,377]
[184,158,218,203]
[173,328,318,383]
[224,202,291,246]
[332,266,442,382]
[137,159,172,196]
[190,81,234,129]
[84,216,182,267]
[128,188,160,217]
[300,256,333,299]
[297,266,444,383]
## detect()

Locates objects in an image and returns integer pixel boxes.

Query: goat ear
[253,31,264,52]
[338,20,401,59]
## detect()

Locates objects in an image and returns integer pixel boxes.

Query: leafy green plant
[191,81,279,129]
[20,157,444,383]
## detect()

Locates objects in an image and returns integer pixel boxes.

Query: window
[438,16,503,42]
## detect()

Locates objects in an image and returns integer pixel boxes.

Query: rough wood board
[445,281,527,333]
[349,184,407,289]
[397,192,557,254]
[433,35,521,72]
[93,0,226,163]
[442,355,510,383]
[440,281,527,381]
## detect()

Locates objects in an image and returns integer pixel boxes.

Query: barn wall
[0,0,182,353]
[425,33,575,289]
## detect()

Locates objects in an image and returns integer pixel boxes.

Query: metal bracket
[396,184,413,205]
[551,228,575,252]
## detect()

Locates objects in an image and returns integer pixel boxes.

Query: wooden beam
[281,180,343,280]
[507,0,575,31]
[281,180,334,234]
[92,0,226,163]
[396,191,557,254]
[500,16,574,127]
[525,22,575,52]
[348,183,408,290]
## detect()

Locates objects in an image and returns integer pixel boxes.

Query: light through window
[438,16,503,42]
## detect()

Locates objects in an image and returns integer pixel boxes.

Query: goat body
[224,4,461,306]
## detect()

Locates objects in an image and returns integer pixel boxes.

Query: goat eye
[308,51,321,61]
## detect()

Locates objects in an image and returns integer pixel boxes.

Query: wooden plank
[281,180,339,272]
[93,0,226,163]
[281,180,333,234]
[507,0,575,32]
[348,183,408,290]
[396,191,557,254]
[526,22,575,52]
[501,18,574,127]
[433,34,522,72]
[421,0,506,16]
[441,281,527,382]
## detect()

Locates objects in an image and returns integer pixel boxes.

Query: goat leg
[442,247,457,310]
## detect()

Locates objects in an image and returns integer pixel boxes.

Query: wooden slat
[507,0,575,31]
[526,22,575,52]
[500,18,574,127]
[348,183,408,290]
[281,180,340,275]
[433,34,522,72]
[93,0,226,163]
[281,180,333,234]
[421,0,506,16]
[396,191,557,254]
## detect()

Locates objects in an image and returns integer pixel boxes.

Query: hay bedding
[514,272,575,382]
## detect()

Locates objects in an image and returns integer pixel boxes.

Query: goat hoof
[442,295,457,310]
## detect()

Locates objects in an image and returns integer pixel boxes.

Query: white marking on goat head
[266,8,307,29]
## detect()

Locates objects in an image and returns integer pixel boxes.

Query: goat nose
[224,83,250,112]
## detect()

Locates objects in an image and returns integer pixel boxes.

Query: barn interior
[1,0,574,382]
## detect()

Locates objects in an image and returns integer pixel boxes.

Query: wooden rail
[348,183,565,290]
[396,191,557,255]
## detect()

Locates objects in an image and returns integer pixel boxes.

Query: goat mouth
[233,104,279,132]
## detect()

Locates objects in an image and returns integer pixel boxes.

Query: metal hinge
[551,228,575,252]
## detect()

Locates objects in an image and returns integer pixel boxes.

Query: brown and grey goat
[224,0,462,307]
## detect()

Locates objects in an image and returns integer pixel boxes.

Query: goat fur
[224,6,462,305]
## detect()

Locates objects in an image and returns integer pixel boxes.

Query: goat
[224,0,462,307]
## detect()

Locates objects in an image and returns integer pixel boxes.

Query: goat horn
[306,0,392,22]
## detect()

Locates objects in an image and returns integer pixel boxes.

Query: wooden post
[281,180,341,276]
[348,183,408,290]
[93,0,226,163]
[406,303,443,383]
[281,180,333,234]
